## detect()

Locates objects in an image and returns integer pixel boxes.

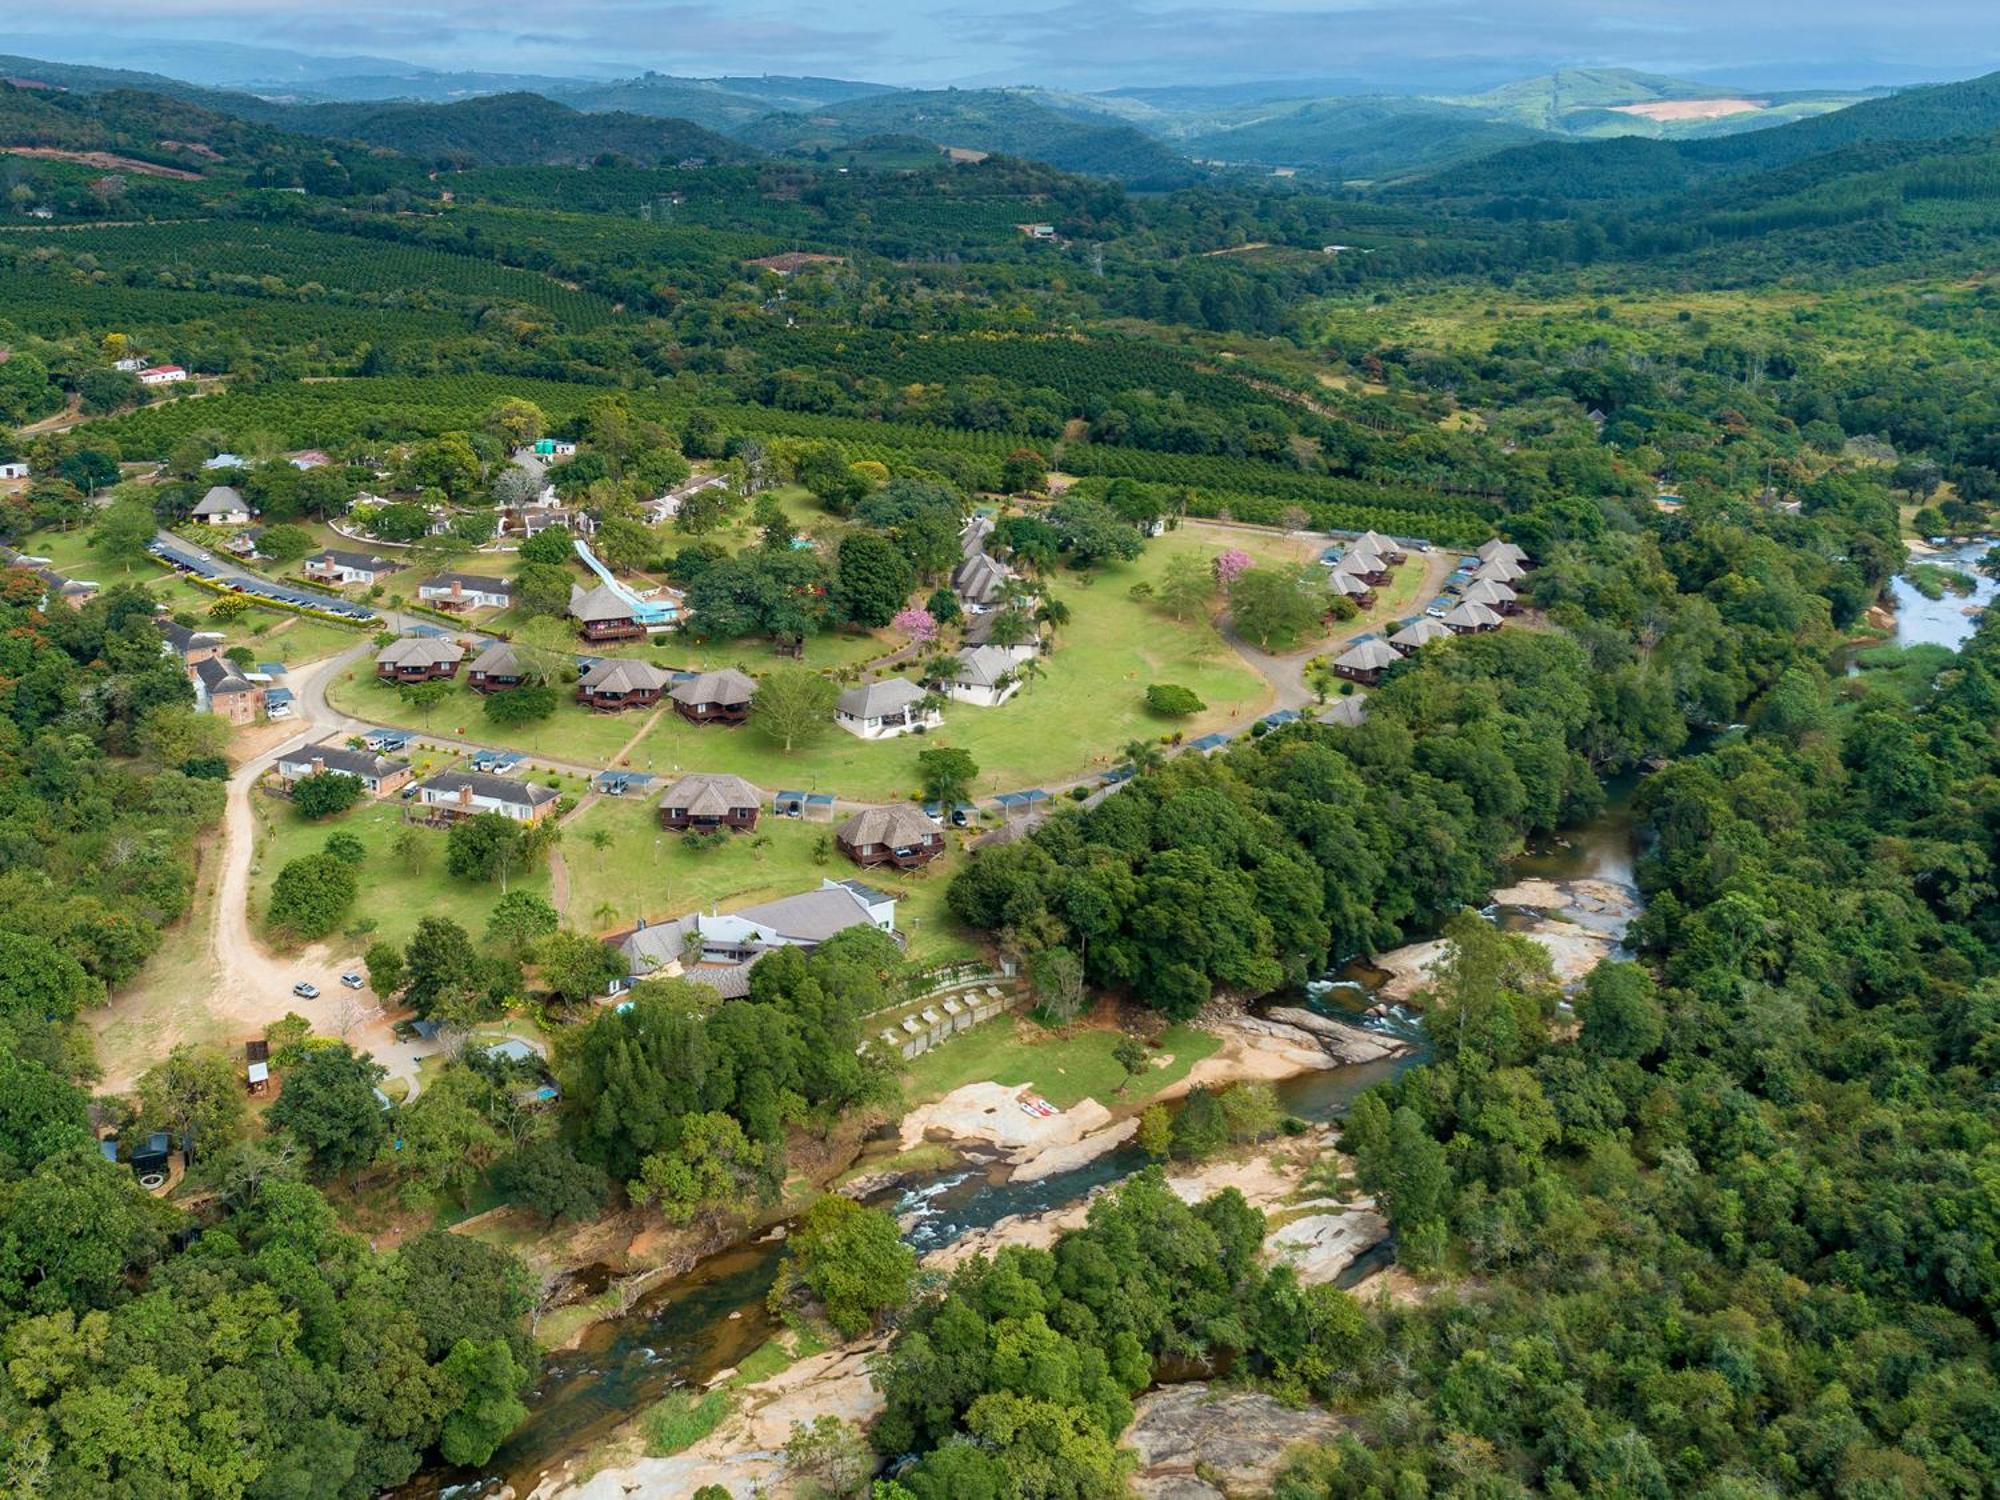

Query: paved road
[151,529,494,640]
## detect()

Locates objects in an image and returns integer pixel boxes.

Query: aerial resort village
[1,35,1994,1500]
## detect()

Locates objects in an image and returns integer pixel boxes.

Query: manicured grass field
[899,1015,1222,1112]
[325,666,654,763]
[561,795,978,966]
[324,520,1279,801]
[248,792,553,950]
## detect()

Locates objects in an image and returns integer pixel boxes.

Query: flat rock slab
[898,1080,1110,1152]
[1125,1383,1348,1498]
[1263,1008,1412,1063]
[1010,1116,1139,1183]
[1264,1209,1388,1285]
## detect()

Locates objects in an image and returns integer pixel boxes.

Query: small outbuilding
[659,772,764,833]
[1388,617,1455,652]
[1442,599,1504,634]
[577,658,671,711]
[1333,637,1403,686]
[375,636,464,682]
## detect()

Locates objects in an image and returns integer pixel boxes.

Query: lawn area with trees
[322,518,1388,801]
[250,793,553,950]
[899,1014,1221,1111]
[559,795,978,965]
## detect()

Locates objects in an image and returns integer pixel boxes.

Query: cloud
[943,0,2000,88]
[6,0,2000,88]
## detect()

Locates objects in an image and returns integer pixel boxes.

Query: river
[408,784,1643,1498]
[1885,537,1997,651]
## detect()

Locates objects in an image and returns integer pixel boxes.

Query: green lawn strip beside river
[899,1014,1222,1111]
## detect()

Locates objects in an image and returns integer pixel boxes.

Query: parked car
[340,973,365,990]
[292,982,319,999]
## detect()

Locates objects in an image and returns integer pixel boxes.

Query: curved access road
[93,643,441,1096]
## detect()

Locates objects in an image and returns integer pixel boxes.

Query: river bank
[413,781,1647,1497]
[539,1122,1384,1500]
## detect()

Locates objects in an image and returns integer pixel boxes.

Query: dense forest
[1,49,1999,1499]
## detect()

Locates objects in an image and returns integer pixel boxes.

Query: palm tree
[1014,657,1046,695]
[592,899,619,932]
[1035,595,1071,645]
[1123,738,1165,775]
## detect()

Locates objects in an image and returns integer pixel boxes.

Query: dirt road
[1222,545,1457,709]
[92,644,430,1096]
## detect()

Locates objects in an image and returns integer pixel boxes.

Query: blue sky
[11,1,2000,91]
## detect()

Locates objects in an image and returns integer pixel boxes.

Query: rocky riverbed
[1373,873,1641,1001]
[541,1127,1388,1500]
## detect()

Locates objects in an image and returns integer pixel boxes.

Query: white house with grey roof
[304,548,402,586]
[942,645,1022,707]
[835,677,941,739]
[191,486,251,525]
[419,572,511,611]
[275,740,412,796]
[609,878,898,990]
[416,769,558,823]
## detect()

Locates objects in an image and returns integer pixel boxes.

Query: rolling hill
[1180,67,1878,182]
[216,92,751,169]
[1189,97,1540,182]
[1411,68,2000,204]
[547,74,896,131]
[729,88,1203,189]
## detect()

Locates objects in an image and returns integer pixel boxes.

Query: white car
[292,982,320,999]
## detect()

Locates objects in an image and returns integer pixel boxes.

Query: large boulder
[1124,1383,1348,1498]
[1264,1007,1412,1064]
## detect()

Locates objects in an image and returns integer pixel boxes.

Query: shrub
[1144,682,1206,717]
[266,852,358,940]
[292,771,364,819]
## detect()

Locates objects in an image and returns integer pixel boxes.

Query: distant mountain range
[1180,69,1888,184]
[0,42,1962,192]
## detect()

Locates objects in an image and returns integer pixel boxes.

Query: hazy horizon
[3,2,1997,95]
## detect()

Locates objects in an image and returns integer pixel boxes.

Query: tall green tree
[268,1044,387,1178]
[752,666,837,752]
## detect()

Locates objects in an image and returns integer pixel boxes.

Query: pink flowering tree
[892,606,938,644]
[1213,548,1252,586]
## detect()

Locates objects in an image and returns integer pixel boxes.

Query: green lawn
[562,795,978,966]
[319,521,1279,802]
[325,666,653,763]
[900,1016,1222,1112]
[248,791,552,950]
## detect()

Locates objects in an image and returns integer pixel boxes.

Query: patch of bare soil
[1,146,203,179]
[1609,98,1764,121]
